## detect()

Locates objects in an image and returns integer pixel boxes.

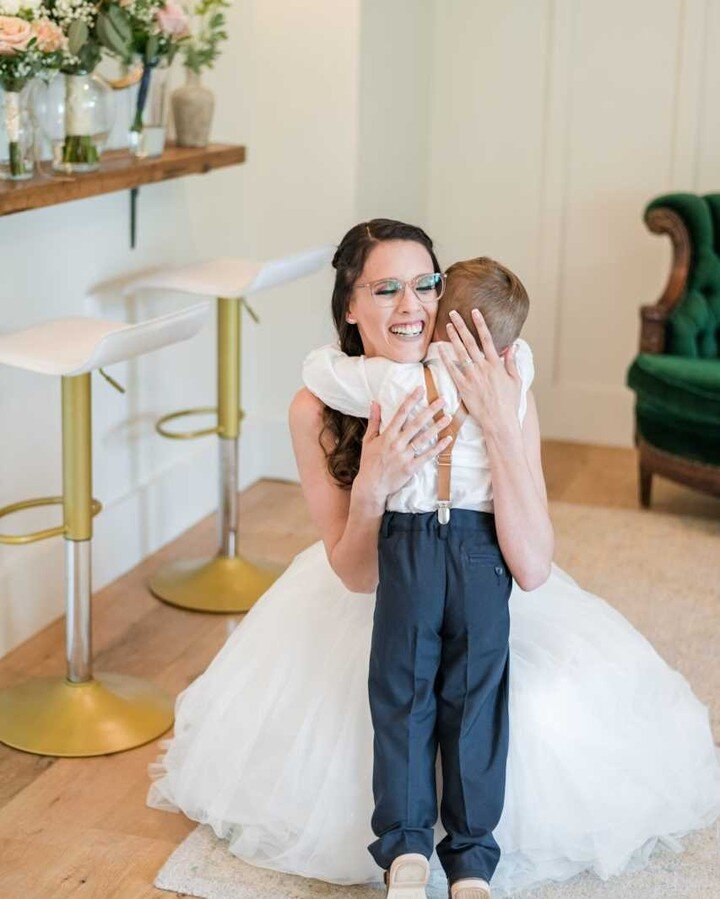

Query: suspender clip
[423,364,467,529]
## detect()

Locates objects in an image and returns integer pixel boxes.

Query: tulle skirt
[148,540,720,896]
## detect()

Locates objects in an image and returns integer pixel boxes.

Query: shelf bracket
[130,186,139,249]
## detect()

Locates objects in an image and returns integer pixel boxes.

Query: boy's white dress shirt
[302,338,535,514]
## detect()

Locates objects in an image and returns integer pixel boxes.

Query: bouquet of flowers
[38,0,111,168]
[0,0,63,176]
[96,0,189,143]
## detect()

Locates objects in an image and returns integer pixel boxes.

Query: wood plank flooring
[0,440,718,898]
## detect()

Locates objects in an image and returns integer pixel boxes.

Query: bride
[147,220,720,897]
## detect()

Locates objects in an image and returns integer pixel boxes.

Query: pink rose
[32,18,64,53]
[156,0,190,38]
[0,15,32,55]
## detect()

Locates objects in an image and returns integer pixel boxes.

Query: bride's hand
[438,308,523,438]
[354,387,452,511]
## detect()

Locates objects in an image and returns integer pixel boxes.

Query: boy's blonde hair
[435,257,529,352]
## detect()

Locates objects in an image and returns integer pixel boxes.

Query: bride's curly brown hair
[321,219,441,489]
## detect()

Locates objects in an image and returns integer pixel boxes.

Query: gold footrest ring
[0,496,102,545]
[155,406,245,440]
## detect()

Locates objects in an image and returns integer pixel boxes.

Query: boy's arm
[302,344,379,418]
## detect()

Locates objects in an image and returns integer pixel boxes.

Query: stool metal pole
[147,296,279,613]
[217,296,240,556]
[62,374,93,683]
[218,439,238,556]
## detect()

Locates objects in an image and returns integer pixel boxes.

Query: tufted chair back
[645,193,720,358]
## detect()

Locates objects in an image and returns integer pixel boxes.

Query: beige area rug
[154,501,720,899]
[154,821,720,899]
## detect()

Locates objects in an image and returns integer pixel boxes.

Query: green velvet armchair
[626,193,720,506]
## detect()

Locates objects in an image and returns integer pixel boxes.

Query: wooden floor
[0,440,718,898]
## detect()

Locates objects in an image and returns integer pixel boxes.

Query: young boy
[302,257,533,899]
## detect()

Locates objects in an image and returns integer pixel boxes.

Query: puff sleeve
[302,344,378,418]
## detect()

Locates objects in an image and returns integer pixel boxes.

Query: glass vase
[0,84,34,181]
[128,63,169,158]
[33,72,115,174]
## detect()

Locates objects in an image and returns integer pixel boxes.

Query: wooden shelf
[0,142,246,217]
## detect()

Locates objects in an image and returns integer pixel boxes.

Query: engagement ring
[455,357,474,370]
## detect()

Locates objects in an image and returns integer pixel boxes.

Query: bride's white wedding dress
[147,540,720,897]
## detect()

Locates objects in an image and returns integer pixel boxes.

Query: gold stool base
[0,672,174,757]
[148,554,281,613]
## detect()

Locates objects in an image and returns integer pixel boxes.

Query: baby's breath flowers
[43,0,102,74]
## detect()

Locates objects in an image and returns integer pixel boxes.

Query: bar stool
[124,246,333,614]
[0,303,209,757]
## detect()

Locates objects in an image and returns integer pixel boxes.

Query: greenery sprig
[182,0,228,75]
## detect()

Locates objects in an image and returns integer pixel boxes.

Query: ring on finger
[455,357,474,370]
[410,435,433,456]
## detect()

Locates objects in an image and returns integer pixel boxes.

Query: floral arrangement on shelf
[0,0,213,176]
[0,0,63,177]
[181,0,228,75]
[97,0,190,139]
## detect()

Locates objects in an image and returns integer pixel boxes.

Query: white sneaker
[383,853,430,898]
[449,877,491,899]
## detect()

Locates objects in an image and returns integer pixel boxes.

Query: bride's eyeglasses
[353,272,446,307]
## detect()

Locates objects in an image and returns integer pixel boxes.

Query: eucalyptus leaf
[145,34,159,64]
[107,4,132,42]
[67,20,89,57]
[96,14,131,63]
[79,42,101,74]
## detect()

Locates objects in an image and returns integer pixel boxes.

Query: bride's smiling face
[346,240,438,363]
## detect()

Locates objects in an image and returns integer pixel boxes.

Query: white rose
[23,0,42,10]
[0,1,21,16]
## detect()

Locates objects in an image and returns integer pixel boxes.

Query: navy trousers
[367,509,512,885]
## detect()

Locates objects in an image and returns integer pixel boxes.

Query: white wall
[426,0,720,444]
[356,0,432,225]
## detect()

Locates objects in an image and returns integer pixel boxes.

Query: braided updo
[320,219,441,489]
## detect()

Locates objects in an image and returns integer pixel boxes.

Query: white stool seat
[0,303,208,376]
[122,245,335,299]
